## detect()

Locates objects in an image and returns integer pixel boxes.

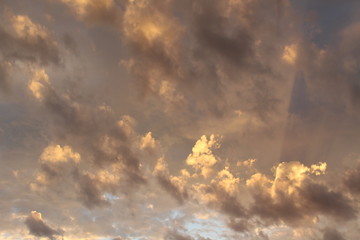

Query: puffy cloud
[25,211,62,240]
[40,144,80,163]
[10,15,49,40]
[186,135,220,178]
[212,167,240,196]
[140,132,158,153]
[237,158,256,168]
[28,68,51,100]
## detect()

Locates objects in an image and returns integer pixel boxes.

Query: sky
[1,0,360,239]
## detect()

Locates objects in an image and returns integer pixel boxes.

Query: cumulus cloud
[140,131,158,154]
[186,135,220,178]
[40,144,80,163]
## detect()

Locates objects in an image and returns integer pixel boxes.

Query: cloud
[28,68,51,100]
[60,0,121,25]
[74,172,110,208]
[282,44,298,64]
[299,182,356,220]
[246,161,356,225]
[164,230,194,240]
[190,0,254,66]
[25,211,63,240]
[0,13,60,66]
[62,33,78,54]
[28,68,146,189]
[140,131,158,153]
[343,164,360,194]
[40,144,80,163]
[153,157,189,204]
[192,166,245,218]
[0,60,10,92]
[322,228,345,240]
[186,135,220,178]
[26,67,147,208]
[2,0,360,239]
[120,0,295,122]
[226,218,249,233]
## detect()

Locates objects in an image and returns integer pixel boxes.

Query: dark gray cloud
[250,181,356,225]
[25,211,63,240]
[300,181,356,221]
[343,165,360,194]
[164,230,194,240]
[322,228,345,240]
[190,0,254,67]
[0,61,9,92]
[217,192,247,219]
[247,162,356,227]
[155,172,189,205]
[62,33,78,55]
[74,172,110,209]
[227,218,249,233]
